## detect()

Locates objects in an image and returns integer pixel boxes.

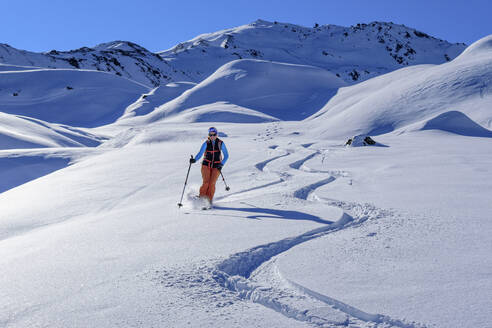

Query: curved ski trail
[210,144,425,327]
[213,197,419,327]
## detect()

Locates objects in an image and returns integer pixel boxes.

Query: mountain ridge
[0,20,466,87]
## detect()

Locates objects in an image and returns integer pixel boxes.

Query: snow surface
[0,67,148,127]
[119,82,196,120]
[2,120,491,327]
[0,112,103,149]
[122,59,345,124]
[159,19,465,85]
[306,35,492,138]
[0,29,491,328]
[271,131,492,328]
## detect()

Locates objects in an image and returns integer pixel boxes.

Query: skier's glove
[190,157,196,164]
[217,164,223,171]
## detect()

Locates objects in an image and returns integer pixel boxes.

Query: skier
[189,127,229,208]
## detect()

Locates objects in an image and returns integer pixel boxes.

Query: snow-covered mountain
[1,21,492,328]
[124,59,346,123]
[118,35,489,132]
[305,35,492,138]
[159,19,466,85]
[0,41,188,87]
[1,20,465,87]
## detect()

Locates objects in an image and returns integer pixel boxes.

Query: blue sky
[2,0,490,52]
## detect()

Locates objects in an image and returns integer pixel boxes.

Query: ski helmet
[208,127,218,135]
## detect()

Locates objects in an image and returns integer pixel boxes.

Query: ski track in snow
[292,177,336,200]
[288,151,320,170]
[255,152,291,172]
[212,143,422,327]
[158,128,426,328]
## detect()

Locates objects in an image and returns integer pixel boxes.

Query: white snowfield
[0,112,103,149]
[0,28,491,328]
[0,67,149,127]
[306,35,492,138]
[127,59,346,124]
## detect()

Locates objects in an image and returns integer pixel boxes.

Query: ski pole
[177,155,193,208]
[219,170,230,191]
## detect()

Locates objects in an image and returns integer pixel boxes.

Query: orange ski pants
[199,165,221,202]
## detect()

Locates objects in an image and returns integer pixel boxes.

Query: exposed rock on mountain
[0,20,466,87]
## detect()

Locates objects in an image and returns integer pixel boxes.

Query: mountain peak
[251,19,272,26]
[0,21,468,88]
[158,20,466,84]
[92,41,151,53]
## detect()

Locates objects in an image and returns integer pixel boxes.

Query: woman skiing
[190,127,229,208]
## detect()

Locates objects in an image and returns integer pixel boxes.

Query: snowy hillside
[1,20,491,328]
[0,112,103,149]
[305,35,492,138]
[159,20,466,84]
[119,82,196,120]
[0,41,189,87]
[0,67,148,127]
[120,35,489,129]
[0,66,147,194]
[1,119,491,327]
[1,20,465,87]
[122,59,346,124]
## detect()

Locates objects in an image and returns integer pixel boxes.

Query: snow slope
[0,112,103,149]
[1,26,491,328]
[0,66,147,194]
[1,118,491,327]
[0,123,339,327]
[0,147,102,194]
[0,67,149,127]
[0,41,189,87]
[305,35,492,139]
[407,110,492,137]
[159,19,465,84]
[127,59,345,124]
[270,131,492,328]
[119,82,196,120]
[0,63,40,72]
[1,20,465,87]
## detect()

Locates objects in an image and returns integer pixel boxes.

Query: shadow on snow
[213,204,333,225]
